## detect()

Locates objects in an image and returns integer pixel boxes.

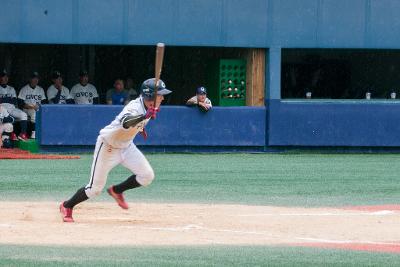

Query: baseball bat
[154,43,165,107]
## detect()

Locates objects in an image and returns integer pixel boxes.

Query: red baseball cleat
[10,133,18,141]
[18,133,28,141]
[107,186,129,209]
[59,202,74,222]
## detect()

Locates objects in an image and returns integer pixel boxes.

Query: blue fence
[37,105,266,147]
[268,100,400,147]
[37,102,400,148]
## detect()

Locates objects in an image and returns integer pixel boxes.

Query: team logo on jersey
[26,95,43,100]
[0,94,13,98]
[75,92,93,98]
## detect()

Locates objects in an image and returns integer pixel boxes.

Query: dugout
[2,0,400,149]
[0,44,264,106]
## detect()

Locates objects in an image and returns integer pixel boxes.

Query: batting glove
[145,107,160,120]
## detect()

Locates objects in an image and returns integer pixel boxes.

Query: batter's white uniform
[0,105,13,138]
[69,83,98,104]
[0,85,28,121]
[84,96,154,198]
[47,85,70,104]
[18,85,46,123]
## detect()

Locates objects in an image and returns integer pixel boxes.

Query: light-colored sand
[0,201,399,247]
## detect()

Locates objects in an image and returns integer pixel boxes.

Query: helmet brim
[157,88,172,95]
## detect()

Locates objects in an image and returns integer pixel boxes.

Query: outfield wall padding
[268,100,400,147]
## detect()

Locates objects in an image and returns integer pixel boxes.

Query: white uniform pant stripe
[85,142,104,190]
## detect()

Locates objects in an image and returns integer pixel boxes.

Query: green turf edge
[0,245,399,267]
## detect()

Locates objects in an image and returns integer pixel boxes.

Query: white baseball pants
[7,106,28,121]
[84,137,155,198]
[0,123,13,136]
[23,109,36,123]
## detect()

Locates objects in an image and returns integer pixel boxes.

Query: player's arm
[186,96,197,106]
[120,113,146,129]
[92,86,99,104]
[50,90,62,104]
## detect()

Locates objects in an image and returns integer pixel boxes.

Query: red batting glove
[145,107,160,119]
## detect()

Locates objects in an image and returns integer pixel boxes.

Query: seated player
[106,78,129,105]
[69,70,99,104]
[186,86,212,112]
[0,105,14,148]
[47,71,70,104]
[0,69,29,140]
[18,72,47,139]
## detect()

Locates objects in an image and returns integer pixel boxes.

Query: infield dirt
[0,201,399,252]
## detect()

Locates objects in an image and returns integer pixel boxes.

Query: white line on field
[121,224,276,238]
[295,237,399,245]
[236,210,395,217]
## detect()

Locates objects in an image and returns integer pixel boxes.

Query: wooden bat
[153,43,165,107]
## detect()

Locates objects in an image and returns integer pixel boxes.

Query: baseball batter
[60,78,172,222]
[18,72,47,139]
[69,71,99,104]
[0,69,29,140]
[47,71,70,104]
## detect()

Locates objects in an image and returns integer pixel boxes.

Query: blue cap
[79,70,89,77]
[31,71,39,78]
[52,71,62,79]
[0,69,7,77]
[196,86,207,95]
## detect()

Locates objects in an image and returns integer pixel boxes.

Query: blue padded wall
[38,105,266,146]
[268,100,400,147]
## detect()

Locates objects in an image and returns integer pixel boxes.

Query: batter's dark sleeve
[120,114,146,129]
[66,99,75,104]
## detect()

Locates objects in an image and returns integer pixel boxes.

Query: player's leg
[23,109,36,139]
[9,107,28,139]
[61,139,121,222]
[107,144,154,209]
[0,123,13,148]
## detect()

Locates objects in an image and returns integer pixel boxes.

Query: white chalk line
[295,237,400,245]
[236,210,395,217]
[120,224,400,246]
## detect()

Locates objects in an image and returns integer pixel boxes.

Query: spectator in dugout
[186,86,212,112]
[106,78,130,105]
[69,70,99,104]
[47,71,70,104]
[0,69,29,140]
[18,71,47,139]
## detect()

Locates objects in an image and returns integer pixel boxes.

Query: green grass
[0,153,399,206]
[1,245,400,267]
[1,153,400,266]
